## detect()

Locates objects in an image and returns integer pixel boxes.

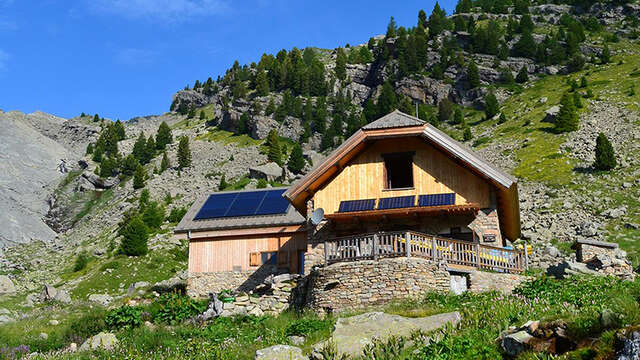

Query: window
[261,251,278,266]
[249,252,260,266]
[383,152,414,189]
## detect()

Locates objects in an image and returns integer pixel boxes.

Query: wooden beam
[189,225,307,241]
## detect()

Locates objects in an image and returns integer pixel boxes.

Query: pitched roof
[174,187,305,234]
[362,110,426,130]
[283,110,521,240]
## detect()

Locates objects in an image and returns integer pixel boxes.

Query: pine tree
[133,164,146,189]
[114,119,126,140]
[199,110,206,120]
[438,99,454,122]
[573,91,583,108]
[86,143,94,155]
[142,202,165,230]
[554,93,579,133]
[287,143,305,174]
[266,129,282,165]
[314,97,327,133]
[377,81,398,117]
[255,69,270,96]
[335,48,347,81]
[121,154,139,176]
[218,174,229,191]
[456,0,472,13]
[580,76,588,88]
[463,126,472,141]
[177,136,192,169]
[593,133,616,171]
[160,152,170,173]
[485,92,500,119]
[99,156,118,178]
[514,30,537,59]
[120,216,149,256]
[428,2,449,39]
[453,107,464,124]
[132,133,147,163]
[155,121,173,150]
[516,66,529,83]
[93,114,100,123]
[265,97,276,116]
[144,135,156,164]
[386,16,397,38]
[467,60,480,89]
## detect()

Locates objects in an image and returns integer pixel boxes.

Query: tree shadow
[573,166,595,174]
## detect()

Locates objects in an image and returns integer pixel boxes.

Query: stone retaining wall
[467,270,532,294]
[304,257,450,313]
[187,265,280,298]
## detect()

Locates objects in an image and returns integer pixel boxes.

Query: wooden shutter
[249,252,260,267]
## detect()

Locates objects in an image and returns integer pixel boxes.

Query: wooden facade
[313,137,492,215]
[188,227,307,273]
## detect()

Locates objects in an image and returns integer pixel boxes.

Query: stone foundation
[303,257,450,313]
[469,208,503,246]
[187,265,281,298]
[468,270,532,294]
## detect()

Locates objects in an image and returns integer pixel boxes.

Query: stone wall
[187,265,281,298]
[218,278,296,317]
[467,270,532,294]
[303,257,450,313]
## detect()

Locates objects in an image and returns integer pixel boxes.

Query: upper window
[382,152,414,189]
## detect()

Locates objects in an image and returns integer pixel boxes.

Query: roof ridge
[362,110,425,130]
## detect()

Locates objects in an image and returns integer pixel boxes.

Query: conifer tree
[114,119,126,140]
[255,69,270,96]
[266,129,282,165]
[516,66,529,83]
[455,0,472,13]
[386,16,397,38]
[463,126,472,141]
[453,107,464,124]
[86,143,94,155]
[265,97,276,116]
[335,48,347,81]
[287,143,305,174]
[554,93,579,133]
[573,92,583,108]
[498,113,507,124]
[155,121,173,150]
[93,114,100,123]
[199,110,206,120]
[428,2,449,39]
[160,152,170,173]
[132,132,147,163]
[467,60,480,89]
[218,174,229,191]
[580,76,588,88]
[99,156,118,178]
[120,216,148,256]
[485,92,500,119]
[314,97,327,133]
[377,81,398,117]
[177,136,192,169]
[438,99,454,122]
[121,154,139,176]
[142,202,165,230]
[144,135,156,164]
[418,10,428,29]
[514,30,537,59]
[133,164,146,189]
[593,133,616,171]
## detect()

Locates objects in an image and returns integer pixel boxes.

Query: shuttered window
[249,252,260,267]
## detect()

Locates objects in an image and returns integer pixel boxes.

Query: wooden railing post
[405,231,411,257]
[524,240,529,270]
[475,243,481,269]
[324,241,329,266]
[373,233,378,260]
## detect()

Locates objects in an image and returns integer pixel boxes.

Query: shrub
[463,127,472,141]
[151,291,207,325]
[106,306,143,330]
[120,217,149,256]
[167,207,188,223]
[593,133,616,171]
[73,251,89,272]
[285,318,331,337]
[257,179,268,188]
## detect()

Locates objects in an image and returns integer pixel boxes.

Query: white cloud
[115,48,156,66]
[91,0,229,22]
[0,49,9,73]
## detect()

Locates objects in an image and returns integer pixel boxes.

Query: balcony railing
[324,230,527,273]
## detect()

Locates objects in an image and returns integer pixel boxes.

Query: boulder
[39,284,71,304]
[171,89,208,112]
[544,106,560,122]
[501,331,534,357]
[0,275,16,294]
[88,294,114,307]
[616,330,640,360]
[79,332,118,352]
[395,76,453,106]
[313,311,461,358]
[126,281,150,296]
[288,335,305,346]
[255,345,306,360]
[81,171,117,189]
[578,221,599,237]
[248,115,279,140]
[198,292,224,321]
[0,308,14,324]
[249,162,284,182]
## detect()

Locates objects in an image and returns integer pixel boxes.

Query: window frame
[381,151,415,190]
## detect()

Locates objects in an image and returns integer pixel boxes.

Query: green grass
[196,127,262,147]
[72,189,114,226]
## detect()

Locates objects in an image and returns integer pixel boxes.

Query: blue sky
[0,0,455,120]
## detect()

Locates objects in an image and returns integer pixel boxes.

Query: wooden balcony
[324,230,528,273]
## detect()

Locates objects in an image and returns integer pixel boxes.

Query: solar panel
[225,191,264,217]
[418,193,456,207]
[378,196,415,210]
[193,189,290,220]
[193,192,238,220]
[255,189,290,215]
[338,199,376,213]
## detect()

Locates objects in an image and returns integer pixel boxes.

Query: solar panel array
[338,199,376,213]
[418,193,456,207]
[193,189,290,220]
[378,196,415,210]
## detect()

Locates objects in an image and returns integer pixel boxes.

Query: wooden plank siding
[188,232,307,273]
[313,137,492,215]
